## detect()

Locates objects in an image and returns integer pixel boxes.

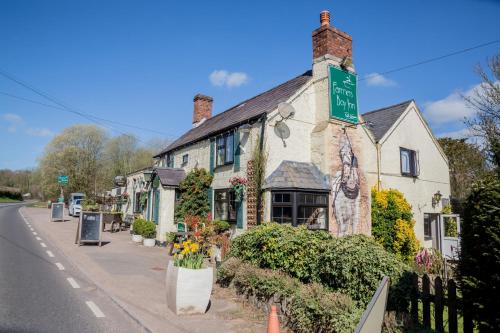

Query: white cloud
[364,73,397,87]
[209,70,248,88]
[423,84,480,125]
[25,127,54,137]
[436,127,472,139]
[2,113,23,123]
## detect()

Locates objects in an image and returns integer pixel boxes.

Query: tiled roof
[154,168,186,187]
[263,161,329,191]
[154,70,313,157]
[362,100,413,142]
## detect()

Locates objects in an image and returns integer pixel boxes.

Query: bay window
[271,191,329,230]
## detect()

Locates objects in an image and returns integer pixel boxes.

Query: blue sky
[1,0,499,169]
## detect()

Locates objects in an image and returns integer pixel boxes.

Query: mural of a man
[332,130,360,236]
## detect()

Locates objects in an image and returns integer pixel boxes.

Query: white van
[69,193,85,216]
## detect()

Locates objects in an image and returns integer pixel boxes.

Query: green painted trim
[209,138,215,175]
[236,200,243,229]
[233,130,240,172]
[208,187,213,216]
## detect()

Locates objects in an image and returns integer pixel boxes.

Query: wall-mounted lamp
[239,123,252,134]
[143,170,153,182]
[432,190,442,208]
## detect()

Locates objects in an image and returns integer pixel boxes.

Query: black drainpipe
[256,113,267,225]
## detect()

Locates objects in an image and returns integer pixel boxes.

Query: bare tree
[464,54,500,170]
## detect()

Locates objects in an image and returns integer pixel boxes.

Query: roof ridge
[198,70,313,125]
[362,99,414,116]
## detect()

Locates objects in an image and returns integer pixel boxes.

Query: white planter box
[132,234,143,243]
[143,238,155,247]
[165,261,213,315]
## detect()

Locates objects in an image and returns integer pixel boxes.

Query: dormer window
[216,132,234,166]
[400,148,419,177]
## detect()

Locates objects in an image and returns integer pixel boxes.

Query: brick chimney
[192,94,213,127]
[312,10,352,61]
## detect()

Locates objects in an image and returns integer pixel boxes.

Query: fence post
[422,274,431,329]
[410,273,419,324]
[448,279,458,333]
[434,276,444,332]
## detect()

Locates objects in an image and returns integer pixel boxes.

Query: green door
[153,189,160,225]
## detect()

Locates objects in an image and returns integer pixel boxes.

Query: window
[400,148,419,177]
[216,132,234,166]
[182,154,188,166]
[134,192,142,213]
[271,191,328,229]
[166,154,174,168]
[214,189,236,222]
[423,213,435,240]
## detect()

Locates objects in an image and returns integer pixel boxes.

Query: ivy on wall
[174,168,213,222]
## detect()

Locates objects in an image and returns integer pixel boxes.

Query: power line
[0,69,175,142]
[0,90,174,137]
[358,38,500,81]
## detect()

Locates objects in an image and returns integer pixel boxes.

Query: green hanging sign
[328,65,358,124]
[58,175,69,185]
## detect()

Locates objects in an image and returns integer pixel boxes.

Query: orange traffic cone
[267,305,280,333]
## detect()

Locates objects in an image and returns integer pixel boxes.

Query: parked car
[70,199,82,217]
[69,192,85,216]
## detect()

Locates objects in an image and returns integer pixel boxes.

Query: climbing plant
[174,168,213,222]
[371,188,419,263]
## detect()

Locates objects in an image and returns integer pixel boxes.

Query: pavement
[19,206,266,333]
[0,203,143,333]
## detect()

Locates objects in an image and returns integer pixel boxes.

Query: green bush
[458,177,500,331]
[141,220,157,239]
[175,168,213,222]
[217,258,362,333]
[371,188,420,263]
[213,220,231,233]
[133,218,146,236]
[229,223,332,282]
[229,223,412,310]
[0,186,23,201]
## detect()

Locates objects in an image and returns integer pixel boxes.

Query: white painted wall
[365,104,451,246]
[157,186,176,241]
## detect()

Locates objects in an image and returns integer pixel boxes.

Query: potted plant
[229,176,247,201]
[166,239,213,315]
[142,220,157,247]
[132,218,145,243]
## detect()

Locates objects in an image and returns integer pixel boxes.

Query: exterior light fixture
[143,170,153,182]
[432,190,442,208]
[239,123,252,133]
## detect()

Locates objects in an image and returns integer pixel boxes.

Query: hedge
[458,177,500,331]
[229,223,412,310]
[0,186,23,201]
[218,257,363,333]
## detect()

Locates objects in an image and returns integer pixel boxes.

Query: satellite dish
[277,102,295,119]
[274,121,290,147]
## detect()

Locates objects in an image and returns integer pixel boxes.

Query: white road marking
[86,301,105,318]
[40,242,47,248]
[67,277,80,289]
[32,232,37,235]
[55,262,65,270]
[46,250,54,258]
[36,236,42,241]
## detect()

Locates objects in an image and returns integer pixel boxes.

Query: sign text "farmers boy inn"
[328,65,358,124]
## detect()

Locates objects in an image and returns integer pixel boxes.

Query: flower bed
[217,258,363,333]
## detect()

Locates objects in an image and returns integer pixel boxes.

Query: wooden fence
[410,273,475,333]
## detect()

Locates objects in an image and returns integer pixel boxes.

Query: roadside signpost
[328,65,359,124]
[57,175,68,203]
[76,212,103,246]
[50,202,65,222]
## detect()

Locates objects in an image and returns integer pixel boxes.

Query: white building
[129,11,451,248]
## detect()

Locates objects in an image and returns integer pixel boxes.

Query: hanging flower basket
[229,176,247,201]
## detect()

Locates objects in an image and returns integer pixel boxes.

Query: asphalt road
[0,203,143,333]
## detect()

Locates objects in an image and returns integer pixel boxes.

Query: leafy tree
[438,137,488,201]
[371,188,419,263]
[464,54,500,172]
[174,168,213,221]
[458,177,500,331]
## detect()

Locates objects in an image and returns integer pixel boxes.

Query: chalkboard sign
[51,202,64,222]
[76,212,102,246]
